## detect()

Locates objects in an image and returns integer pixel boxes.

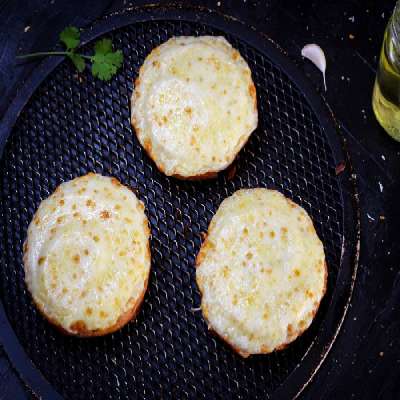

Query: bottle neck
[386,3,400,68]
[390,2,400,41]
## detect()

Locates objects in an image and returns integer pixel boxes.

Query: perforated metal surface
[0,17,344,399]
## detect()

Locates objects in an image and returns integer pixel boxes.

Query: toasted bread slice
[131,36,258,179]
[196,189,327,356]
[23,173,151,336]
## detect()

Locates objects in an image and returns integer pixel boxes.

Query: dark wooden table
[0,1,399,399]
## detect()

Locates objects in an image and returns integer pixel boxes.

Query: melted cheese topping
[23,173,150,334]
[196,189,326,356]
[131,36,258,178]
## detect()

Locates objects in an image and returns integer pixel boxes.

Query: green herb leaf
[68,53,85,72]
[94,38,113,56]
[59,26,80,51]
[91,39,123,81]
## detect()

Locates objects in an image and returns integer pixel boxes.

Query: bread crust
[197,259,328,357]
[274,261,328,352]
[130,117,233,181]
[31,276,149,337]
[171,171,218,181]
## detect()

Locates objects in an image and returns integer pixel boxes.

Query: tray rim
[0,5,360,399]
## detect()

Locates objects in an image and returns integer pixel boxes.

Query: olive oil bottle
[372,2,400,141]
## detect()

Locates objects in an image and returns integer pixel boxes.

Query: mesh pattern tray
[0,8,357,400]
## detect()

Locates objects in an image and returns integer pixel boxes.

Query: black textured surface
[0,19,346,399]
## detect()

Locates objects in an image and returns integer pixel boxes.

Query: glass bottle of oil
[372,1,400,141]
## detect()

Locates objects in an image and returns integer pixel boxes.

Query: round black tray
[0,5,359,400]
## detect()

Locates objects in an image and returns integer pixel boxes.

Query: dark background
[0,0,399,399]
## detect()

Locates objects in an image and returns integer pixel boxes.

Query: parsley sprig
[17,26,123,81]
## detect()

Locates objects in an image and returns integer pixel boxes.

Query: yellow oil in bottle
[372,9,400,142]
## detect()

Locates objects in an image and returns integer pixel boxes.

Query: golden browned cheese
[196,189,327,356]
[131,36,258,179]
[23,173,151,336]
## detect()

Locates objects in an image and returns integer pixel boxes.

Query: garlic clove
[301,44,327,92]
